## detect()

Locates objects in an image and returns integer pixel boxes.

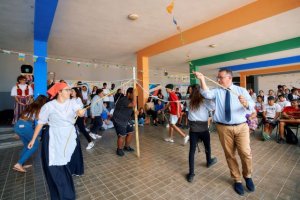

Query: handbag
[189,120,208,132]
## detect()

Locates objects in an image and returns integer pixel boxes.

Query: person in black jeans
[71,87,95,150]
[90,89,105,140]
[187,84,217,182]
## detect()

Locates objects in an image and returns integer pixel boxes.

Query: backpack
[285,126,298,144]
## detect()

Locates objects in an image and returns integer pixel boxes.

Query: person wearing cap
[262,96,281,141]
[11,75,33,124]
[193,69,255,196]
[278,99,300,144]
[28,82,86,200]
[164,84,189,145]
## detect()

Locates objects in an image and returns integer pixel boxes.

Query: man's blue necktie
[225,90,231,122]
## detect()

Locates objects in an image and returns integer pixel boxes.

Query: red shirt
[169,92,181,115]
[282,106,300,119]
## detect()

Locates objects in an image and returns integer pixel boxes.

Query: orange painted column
[240,73,247,88]
[137,54,149,108]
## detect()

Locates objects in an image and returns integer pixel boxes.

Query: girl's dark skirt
[68,130,84,176]
[41,126,76,200]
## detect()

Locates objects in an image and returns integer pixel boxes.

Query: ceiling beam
[192,37,300,67]
[221,55,300,71]
[137,0,300,57]
[239,64,300,76]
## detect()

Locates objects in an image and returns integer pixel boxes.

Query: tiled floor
[0,125,299,200]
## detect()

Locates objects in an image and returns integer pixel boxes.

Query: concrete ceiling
[0,0,299,78]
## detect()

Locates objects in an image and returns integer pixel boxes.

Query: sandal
[23,165,32,169]
[13,164,26,173]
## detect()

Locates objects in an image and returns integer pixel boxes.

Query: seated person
[138,107,146,126]
[145,97,158,126]
[278,99,300,144]
[101,102,114,130]
[246,108,258,134]
[262,96,281,141]
[154,100,165,124]
[255,95,264,117]
[277,94,291,109]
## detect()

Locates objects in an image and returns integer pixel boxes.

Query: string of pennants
[0,48,133,70]
[0,48,189,81]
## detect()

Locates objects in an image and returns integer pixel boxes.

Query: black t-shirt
[113,96,133,126]
[138,113,145,120]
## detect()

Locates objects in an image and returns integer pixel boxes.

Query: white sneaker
[86,142,95,150]
[164,138,174,143]
[183,135,190,145]
[95,134,102,139]
[85,127,90,132]
[89,133,97,140]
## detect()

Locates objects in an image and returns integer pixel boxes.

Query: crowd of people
[9,70,300,198]
[246,85,300,143]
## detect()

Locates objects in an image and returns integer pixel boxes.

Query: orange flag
[166,1,174,14]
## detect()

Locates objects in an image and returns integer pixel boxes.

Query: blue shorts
[113,122,134,137]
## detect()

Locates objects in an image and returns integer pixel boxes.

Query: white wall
[257,72,300,93]
[0,54,190,110]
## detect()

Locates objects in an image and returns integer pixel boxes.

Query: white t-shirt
[277,100,291,110]
[255,102,264,113]
[11,84,33,96]
[263,103,281,118]
[102,88,110,102]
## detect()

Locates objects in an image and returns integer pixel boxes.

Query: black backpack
[285,126,298,144]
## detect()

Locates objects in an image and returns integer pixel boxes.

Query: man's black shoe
[234,182,244,196]
[244,177,255,192]
[116,148,125,156]
[123,146,135,152]
[186,173,195,183]
[277,138,285,144]
[207,157,217,168]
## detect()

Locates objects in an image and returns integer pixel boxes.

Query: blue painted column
[33,0,58,98]
[33,40,47,98]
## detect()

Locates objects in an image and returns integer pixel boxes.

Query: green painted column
[189,63,199,85]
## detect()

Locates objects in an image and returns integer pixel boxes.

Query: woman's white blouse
[38,99,81,166]
[188,100,215,121]
[11,84,33,96]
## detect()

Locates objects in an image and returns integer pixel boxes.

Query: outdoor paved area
[0,125,299,200]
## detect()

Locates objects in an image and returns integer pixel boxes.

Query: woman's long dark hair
[72,87,83,102]
[20,95,48,120]
[189,84,204,111]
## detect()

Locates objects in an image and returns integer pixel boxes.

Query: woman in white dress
[28,82,85,200]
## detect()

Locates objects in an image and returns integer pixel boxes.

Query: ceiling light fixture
[128,14,139,20]
[208,44,217,48]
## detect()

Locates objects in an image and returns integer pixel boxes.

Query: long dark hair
[189,84,204,111]
[20,95,48,120]
[72,87,83,102]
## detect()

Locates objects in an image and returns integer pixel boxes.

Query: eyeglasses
[216,76,230,80]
